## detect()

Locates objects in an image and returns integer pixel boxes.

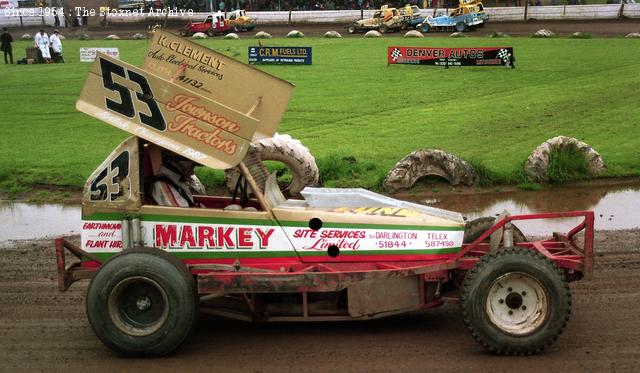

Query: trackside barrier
[102,5,639,24]
[2,5,639,27]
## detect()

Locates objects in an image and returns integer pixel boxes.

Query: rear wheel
[461,247,571,355]
[379,24,389,34]
[455,21,466,32]
[347,25,356,34]
[206,28,215,37]
[179,29,188,37]
[419,23,430,33]
[86,247,198,357]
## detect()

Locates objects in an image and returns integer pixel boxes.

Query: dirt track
[1,230,640,371]
[18,18,640,38]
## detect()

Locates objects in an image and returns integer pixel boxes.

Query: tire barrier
[403,30,423,38]
[225,134,319,198]
[287,30,305,38]
[383,149,479,193]
[105,34,121,40]
[364,30,382,38]
[224,33,240,39]
[524,136,606,182]
[489,31,509,37]
[323,31,342,38]
[192,32,207,39]
[532,29,556,37]
[255,31,272,39]
[569,32,591,38]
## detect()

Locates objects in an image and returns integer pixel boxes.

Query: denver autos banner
[248,46,312,65]
[388,46,515,68]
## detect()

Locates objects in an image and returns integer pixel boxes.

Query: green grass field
[1,36,639,195]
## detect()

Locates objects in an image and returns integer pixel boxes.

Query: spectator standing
[49,29,64,63]
[1,27,13,64]
[54,10,60,27]
[34,29,51,63]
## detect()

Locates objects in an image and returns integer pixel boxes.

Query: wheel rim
[485,272,548,336]
[108,276,170,337]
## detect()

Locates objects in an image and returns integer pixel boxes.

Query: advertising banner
[144,30,294,141]
[80,47,120,62]
[248,46,312,65]
[77,53,259,169]
[388,46,515,68]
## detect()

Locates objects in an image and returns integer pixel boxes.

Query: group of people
[34,29,64,64]
[0,28,64,65]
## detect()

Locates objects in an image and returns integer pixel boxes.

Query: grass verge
[1,36,639,196]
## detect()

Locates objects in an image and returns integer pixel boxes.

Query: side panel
[279,223,464,263]
[81,207,299,264]
[273,208,465,263]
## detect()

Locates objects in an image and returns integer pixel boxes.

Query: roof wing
[144,30,294,141]
[76,53,259,169]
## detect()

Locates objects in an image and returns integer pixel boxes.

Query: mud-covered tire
[347,25,356,34]
[179,29,188,37]
[206,28,215,37]
[225,134,319,198]
[379,24,389,34]
[86,247,198,357]
[461,247,571,355]
[419,23,430,33]
[455,21,466,32]
[464,216,527,244]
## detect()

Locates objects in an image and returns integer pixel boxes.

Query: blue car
[418,11,484,33]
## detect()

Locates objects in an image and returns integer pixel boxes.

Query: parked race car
[179,11,231,37]
[418,0,488,32]
[57,30,594,358]
[226,9,256,32]
[347,6,407,34]
[399,4,425,29]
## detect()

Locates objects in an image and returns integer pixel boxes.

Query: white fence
[1,4,639,27]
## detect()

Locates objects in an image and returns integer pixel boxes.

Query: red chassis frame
[56,211,594,318]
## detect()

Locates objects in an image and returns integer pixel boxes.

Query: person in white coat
[49,29,64,63]
[34,29,51,63]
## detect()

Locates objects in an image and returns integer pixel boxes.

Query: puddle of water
[0,182,638,245]
[0,202,81,245]
[409,183,640,237]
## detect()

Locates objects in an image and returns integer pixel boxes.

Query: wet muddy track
[1,230,640,371]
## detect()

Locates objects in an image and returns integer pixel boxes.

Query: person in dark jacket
[1,27,13,64]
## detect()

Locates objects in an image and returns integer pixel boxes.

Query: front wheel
[379,24,389,34]
[179,29,188,37]
[206,28,215,37]
[460,247,571,355]
[455,21,466,33]
[347,25,356,34]
[419,23,430,33]
[86,247,198,357]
